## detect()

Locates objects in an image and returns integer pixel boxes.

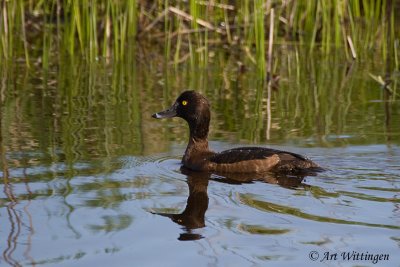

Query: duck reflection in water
[153,168,209,241]
[152,167,315,241]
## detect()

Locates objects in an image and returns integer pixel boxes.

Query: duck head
[152,91,210,139]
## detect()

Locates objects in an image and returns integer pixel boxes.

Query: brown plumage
[152,91,322,174]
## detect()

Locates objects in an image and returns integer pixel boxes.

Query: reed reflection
[153,167,312,241]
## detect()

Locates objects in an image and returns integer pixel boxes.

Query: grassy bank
[0,0,399,72]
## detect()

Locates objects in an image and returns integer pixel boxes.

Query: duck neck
[187,121,209,150]
[183,118,211,166]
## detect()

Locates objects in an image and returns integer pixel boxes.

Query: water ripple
[239,193,400,230]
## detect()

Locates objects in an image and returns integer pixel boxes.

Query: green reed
[253,0,266,77]
[1,0,30,66]
[0,0,399,73]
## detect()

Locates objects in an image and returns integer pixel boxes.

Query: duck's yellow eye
[182,100,188,106]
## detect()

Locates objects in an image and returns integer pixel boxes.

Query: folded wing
[209,147,319,173]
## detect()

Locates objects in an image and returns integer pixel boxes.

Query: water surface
[1,48,399,266]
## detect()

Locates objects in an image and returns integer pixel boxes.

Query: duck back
[207,147,320,173]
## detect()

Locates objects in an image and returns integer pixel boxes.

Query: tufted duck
[152,91,322,173]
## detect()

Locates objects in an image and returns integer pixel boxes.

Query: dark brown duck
[152,91,321,173]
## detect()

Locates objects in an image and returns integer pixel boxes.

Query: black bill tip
[152,113,162,119]
[152,102,178,119]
